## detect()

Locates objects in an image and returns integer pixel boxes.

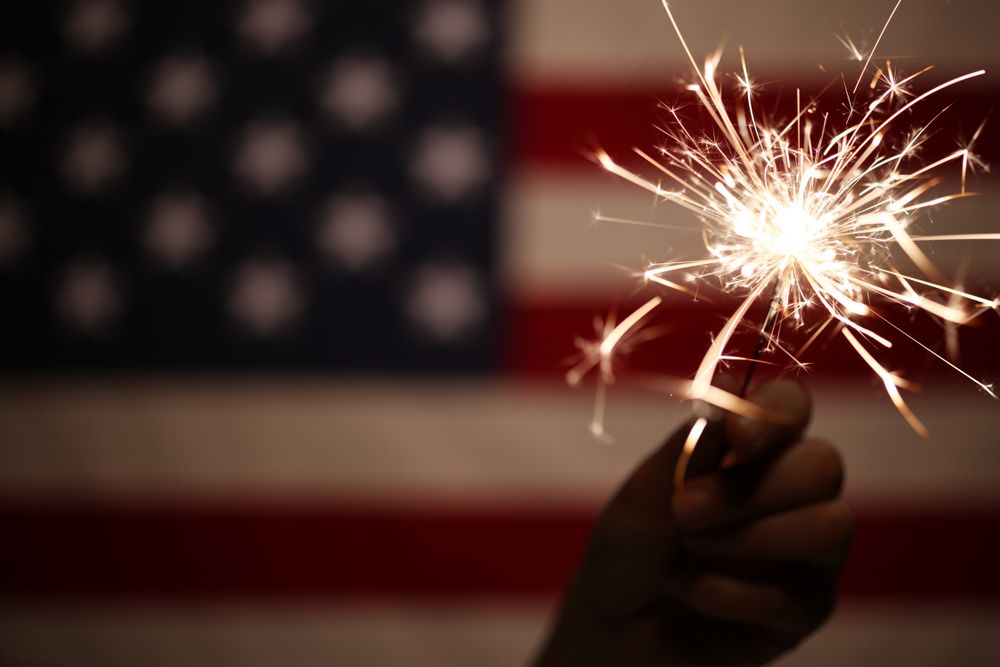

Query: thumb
[610,417,727,520]
[608,373,739,518]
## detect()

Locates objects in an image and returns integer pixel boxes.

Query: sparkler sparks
[570,1,999,448]
[566,296,662,443]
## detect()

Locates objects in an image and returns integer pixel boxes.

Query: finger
[673,438,844,531]
[674,573,815,633]
[724,378,811,457]
[683,501,855,567]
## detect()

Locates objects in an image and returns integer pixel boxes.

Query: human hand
[533,379,853,667]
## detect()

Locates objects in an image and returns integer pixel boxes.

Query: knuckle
[816,501,855,549]
[765,590,817,637]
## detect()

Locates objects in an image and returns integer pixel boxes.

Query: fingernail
[674,487,710,525]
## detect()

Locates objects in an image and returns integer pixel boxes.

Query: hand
[533,379,853,667]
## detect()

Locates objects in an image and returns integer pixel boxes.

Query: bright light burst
[571,1,999,443]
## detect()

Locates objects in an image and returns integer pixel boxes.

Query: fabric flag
[1,0,999,665]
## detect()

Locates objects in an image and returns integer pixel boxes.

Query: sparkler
[569,1,999,472]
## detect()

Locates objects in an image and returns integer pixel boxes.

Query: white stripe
[2,603,999,667]
[1,380,998,506]
[509,0,1000,85]
[503,173,1000,298]
[0,603,552,667]
[779,604,1000,667]
[501,171,709,297]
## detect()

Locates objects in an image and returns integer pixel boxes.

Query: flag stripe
[2,504,999,601]
[0,600,1000,667]
[507,0,1000,87]
[3,602,1000,667]
[2,380,999,504]
[508,86,1000,170]
[0,603,554,667]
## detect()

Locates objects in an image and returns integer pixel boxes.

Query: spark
[569,1,998,449]
[676,417,708,489]
[566,296,662,442]
[853,0,903,94]
[834,25,866,63]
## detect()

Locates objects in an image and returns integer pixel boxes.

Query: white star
[232,119,308,195]
[413,0,490,64]
[143,192,213,269]
[146,53,218,126]
[320,57,399,132]
[0,196,29,267]
[237,0,310,55]
[55,258,121,334]
[406,262,486,342]
[64,0,129,54]
[316,194,396,272]
[410,125,490,202]
[0,60,35,126]
[228,259,304,337]
[61,121,127,194]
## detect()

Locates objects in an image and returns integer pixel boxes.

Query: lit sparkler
[571,1,999,462]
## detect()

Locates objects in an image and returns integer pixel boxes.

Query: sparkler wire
[740,280,781,398]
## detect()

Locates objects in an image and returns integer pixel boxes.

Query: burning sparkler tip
[569,2,999,441]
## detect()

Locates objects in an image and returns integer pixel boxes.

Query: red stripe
[0,506,585,600]
[842,508,1000,601]
[2,504,999,602]
[508,84,1000,170]
[500,293,1000,379]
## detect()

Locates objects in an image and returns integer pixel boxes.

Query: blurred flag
[0,0,500,371]
[1,1,999,666]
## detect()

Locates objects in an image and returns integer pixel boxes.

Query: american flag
[1,0,999,665]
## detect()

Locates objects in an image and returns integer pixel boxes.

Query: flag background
[2,1,999,665]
